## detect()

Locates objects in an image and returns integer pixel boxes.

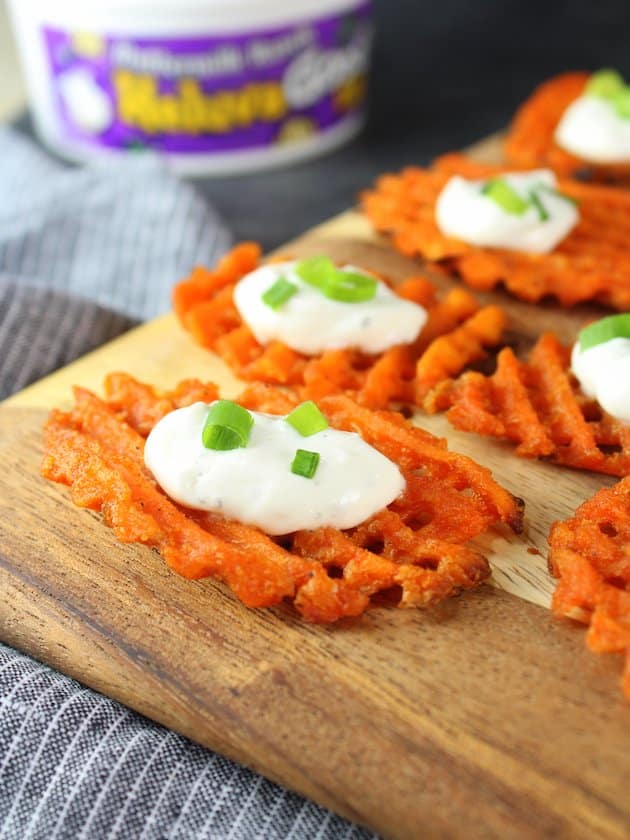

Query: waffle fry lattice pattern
[428,332,630,478]
[504,71,630,186]
[173,243,507,410]
[362,153,630,311]
[41,373,523,623]
[549,477,630,700]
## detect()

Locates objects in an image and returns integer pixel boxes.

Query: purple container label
[42,3,372,157]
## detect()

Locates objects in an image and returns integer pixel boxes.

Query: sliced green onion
[261,277,298,310]
[295,256,378,303]
[291,448,320,479]
[614,88,630,119]
[202,400,253,450]
[482,179,530,215]
[584,69,630,118]
[322,270,377,302]
[579,314,630,351]
[585,69,625,99]
[285,401,329,436]
[296,255,337,289]
[529,190,549,222]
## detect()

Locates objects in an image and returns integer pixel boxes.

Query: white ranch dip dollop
[144,402,405,535]
[233,261,427,355]
[571,337,630,424]
[435,169,579,254]
[555,96,630,164]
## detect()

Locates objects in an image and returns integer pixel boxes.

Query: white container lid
[12,0,367,34]
[8,0,372,175]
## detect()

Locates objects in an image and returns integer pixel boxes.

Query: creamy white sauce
[555,96,630,164]
[59,69,113,134]
[144,402,405,535]
[571,337,630,423]
[435,169,579,254]
[233,261,427,355]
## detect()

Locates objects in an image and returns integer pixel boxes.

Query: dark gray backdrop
[193,0,630,248]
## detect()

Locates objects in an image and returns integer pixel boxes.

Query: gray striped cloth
[0,128,373,840]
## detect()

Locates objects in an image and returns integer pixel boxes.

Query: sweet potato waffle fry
[549,478,630,700]
[173,243,507,410]
[504,72,630,186]
[428,332,630,478]
[362,153,630,310]
[41,373,523,623]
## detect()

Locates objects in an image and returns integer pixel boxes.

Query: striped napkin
[0,128,374,840]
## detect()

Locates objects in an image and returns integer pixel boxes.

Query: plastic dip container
[8,0,373,174]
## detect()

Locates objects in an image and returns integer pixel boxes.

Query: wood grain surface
[1,137,629,839]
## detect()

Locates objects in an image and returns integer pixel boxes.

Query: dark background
[195,0,630,248]
[21,0,630,249]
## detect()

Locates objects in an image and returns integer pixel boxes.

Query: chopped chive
[295,256,377,303]
[579,314,630,351]
[285,401,329,436]
[202,400,253,450]
[291,448,320,479]
[529,190,549,222]
[203,425,243,450]
[322,270,377,303]
[262,276,298,310]
[614,88,630,119]
[295,255,337,289]
[482,179,530,215]
[584,69,630,118]
[585,69,625,99]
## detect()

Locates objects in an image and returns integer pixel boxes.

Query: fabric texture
[0,280,136,400]
[0,129,230,320]
[0,128,373,840]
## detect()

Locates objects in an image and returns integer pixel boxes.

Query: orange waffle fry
[362,152,630,311]
[429,332,630,477]
[548,477,630,700]
[504,72,630,186]
[41,373,524,623]
[173,244,507,410]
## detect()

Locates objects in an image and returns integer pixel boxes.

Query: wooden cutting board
[1,138,629,840]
